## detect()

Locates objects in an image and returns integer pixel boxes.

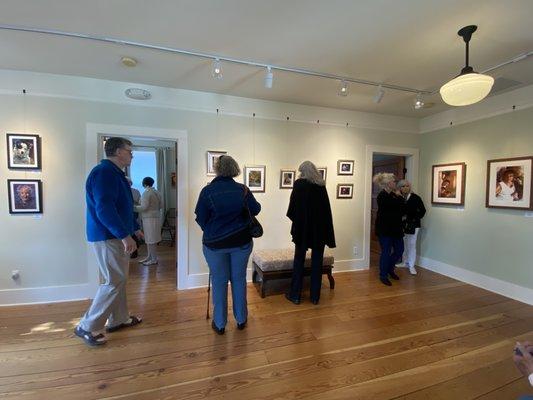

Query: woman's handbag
[243,186,263,238]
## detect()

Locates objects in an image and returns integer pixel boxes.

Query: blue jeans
[203,242,253,329]
[378,236,404,279]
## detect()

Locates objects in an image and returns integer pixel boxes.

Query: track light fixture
[338,80,348,96]
[373,85,385,104]
[440,25,494,106]
[264,66,273,88]
[212,58,222,79]
[414,93,425,109]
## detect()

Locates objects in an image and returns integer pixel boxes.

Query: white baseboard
[418,256,533,306]
[0,283,94,306]
[333,258,368,272]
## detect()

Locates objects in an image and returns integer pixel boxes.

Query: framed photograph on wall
[431,162,466,205]
[244,165,266,192]
[486,156,533,210]
[317,167,327,183]
[279,169,295,189]
[7,179,43,214]
[337,160,354,175]
[7,133,41,170]
[206,150,227,176]
[336,183,353,199]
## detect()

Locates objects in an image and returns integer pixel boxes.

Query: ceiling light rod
[0,23,429,95]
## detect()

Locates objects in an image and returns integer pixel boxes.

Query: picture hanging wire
[215,108,220,148]
[252,112,256,164]
[22,89,27,134]
[285,116,290,168]
[344,122,349,159]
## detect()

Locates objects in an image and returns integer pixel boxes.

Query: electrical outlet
[11,270,20,280]
[353,246,358,255]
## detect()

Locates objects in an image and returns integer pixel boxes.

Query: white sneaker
[395,262,407,268]
[409,265,417,275]
[143,259,158,266]
[138,257,149,263]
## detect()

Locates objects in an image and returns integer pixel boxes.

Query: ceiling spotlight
[212,58,222,79]
[338,80,348,96]
[440,25,494,106]
[264,66,273,88]
[373,85,385,103]
[414,93,425,109]
[121,56,137,67]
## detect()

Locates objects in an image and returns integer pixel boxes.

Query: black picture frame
[6,133,42,170]
[7,179,43,214]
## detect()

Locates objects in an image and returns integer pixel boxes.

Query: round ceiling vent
[125,88,151,100]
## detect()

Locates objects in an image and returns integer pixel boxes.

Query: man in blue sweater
[75,137,143,346]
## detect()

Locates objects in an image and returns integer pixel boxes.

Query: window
[130,149,157,193]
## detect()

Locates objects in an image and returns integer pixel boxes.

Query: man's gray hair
[298,160,325,186]
[372,172,396,189]
[215,155,241,178]
[104,137,132,157]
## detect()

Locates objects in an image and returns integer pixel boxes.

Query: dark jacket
[287,178,336,249]
[195,176,261,245]
[404,192,426,229]
[375,189,405,238]
[86,159,138,242]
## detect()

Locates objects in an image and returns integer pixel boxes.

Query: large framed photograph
[206,150,227,176]
[486,156,533,210]
[317,167,327,183]
[279,169,295,189]
[337,183,353,199]
[244,165,266,192]
[337,160,354,175]
[431,162,466,205]
[7,179,43,214]
[7,133,41,170]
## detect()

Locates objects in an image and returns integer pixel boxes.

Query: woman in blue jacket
[195,155,261,334]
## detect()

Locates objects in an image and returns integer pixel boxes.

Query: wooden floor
[1,246,532,400]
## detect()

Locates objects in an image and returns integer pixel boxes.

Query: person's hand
[122,236,137,254]
[134,230,144,240]
[513,341,533,378]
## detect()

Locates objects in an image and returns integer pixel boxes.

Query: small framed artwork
[337,160,354,175]
[206,150,227,176]
[7,179,43,214]
[317,167,327,183]
[244,165,266,192]
[170,172,176,187]
[337,183,353,199]
[279,169,295,189]
[7,133,41,170]
[431,162,466,205]
[486,156,533,210]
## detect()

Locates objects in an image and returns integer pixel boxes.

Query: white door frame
[85,123,189,291]
[363,145,419,268]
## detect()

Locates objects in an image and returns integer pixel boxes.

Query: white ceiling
[0,0,532,117]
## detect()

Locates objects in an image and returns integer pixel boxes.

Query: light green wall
[419,108,533,289]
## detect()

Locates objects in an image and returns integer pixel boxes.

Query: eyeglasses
[120,147,133,156]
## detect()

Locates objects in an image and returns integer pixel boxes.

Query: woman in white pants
[397,180,426,275]
[135,177,162,265]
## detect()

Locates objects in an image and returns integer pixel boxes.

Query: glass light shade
[440,73,494,106]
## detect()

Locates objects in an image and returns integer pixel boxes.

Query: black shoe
[311,299,319,305]
[285,293,301,305]
[380,277,392,286]
[389,272,400,280]
[237,320,247,330]
[130,250,138,259]
[211,321,225,335]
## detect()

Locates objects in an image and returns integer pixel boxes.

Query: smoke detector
[125,88,151,100]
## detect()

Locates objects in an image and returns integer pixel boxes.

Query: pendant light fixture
[440,25,494,106]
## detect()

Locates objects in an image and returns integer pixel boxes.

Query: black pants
[289,244,325,302]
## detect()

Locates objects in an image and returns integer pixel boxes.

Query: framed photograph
[7,179,43,214]
[317,167,327,183]
[279,169,295,189]
[170,172,176,187]
[486,156,533,210]
[337,183,353,199]
[206,150,227,176]
[431,162,466,205]
[244,165,266,192]
[7,133,41,170]
[337,160,354,175]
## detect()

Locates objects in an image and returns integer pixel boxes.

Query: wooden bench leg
[327,271,335,289]
[252,268,258,283]
[260,280,266,298]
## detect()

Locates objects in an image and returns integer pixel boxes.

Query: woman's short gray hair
[372,172,396,189]
[215,155,240,178]
[397,179,410,189]
[298,160,325,186]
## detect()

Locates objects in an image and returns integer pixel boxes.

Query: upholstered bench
[251,249,335,298]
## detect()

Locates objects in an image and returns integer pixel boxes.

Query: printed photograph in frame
[206,150,227,176]
[7,179,43,214]
[7,133,41,170]
[337,160,354,175]
[431,162,466,205]
[244,165,266,192]
[337,183,353,199]
[317,167,327,183]
[279,169,295,189]
[486,156,533,210]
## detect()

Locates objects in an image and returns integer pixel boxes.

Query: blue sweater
[86,160,137,242]
[195,176,261,244]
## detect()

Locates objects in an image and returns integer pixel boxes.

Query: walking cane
[206,272,211,319]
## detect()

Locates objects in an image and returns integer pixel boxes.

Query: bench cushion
[252,248,334,272]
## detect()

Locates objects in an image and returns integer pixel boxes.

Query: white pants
[403,228,419,268]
